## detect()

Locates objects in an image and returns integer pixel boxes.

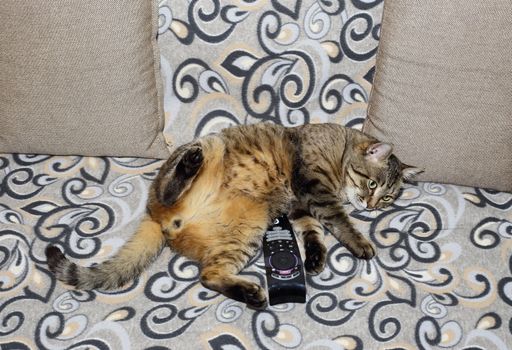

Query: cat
[46,122,422,309]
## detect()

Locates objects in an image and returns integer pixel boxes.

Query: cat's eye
[382,195,393,202]
[367,180,377,189]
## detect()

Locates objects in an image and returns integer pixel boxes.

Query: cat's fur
[46,123,421,309]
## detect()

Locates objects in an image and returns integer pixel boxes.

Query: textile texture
[0,0,169,158]
[363,0,512,192]
[1,1,512,349]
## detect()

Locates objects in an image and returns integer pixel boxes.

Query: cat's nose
[367,197,380,210]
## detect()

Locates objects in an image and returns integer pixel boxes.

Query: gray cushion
[363,0,512,192]
[0,0,170,158]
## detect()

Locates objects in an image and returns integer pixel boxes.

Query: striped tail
[45,216,165,290]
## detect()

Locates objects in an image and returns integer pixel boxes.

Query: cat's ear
[365,142,393,162]
[401,164,424,181]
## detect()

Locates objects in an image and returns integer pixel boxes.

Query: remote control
[262,215,306,305]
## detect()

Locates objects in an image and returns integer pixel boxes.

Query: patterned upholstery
[1,1,511,349]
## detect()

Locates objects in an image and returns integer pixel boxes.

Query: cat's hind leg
[200,232,267,309]
[289,207,327,275]
[200,253,267,310]
[153,143,204,206]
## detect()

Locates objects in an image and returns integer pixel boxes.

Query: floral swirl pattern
[1,0,512,349]
[158,0,374,147]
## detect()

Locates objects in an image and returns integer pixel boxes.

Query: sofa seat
[1,153,511,349]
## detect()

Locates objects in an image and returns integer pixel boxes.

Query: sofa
[1,1,511,349]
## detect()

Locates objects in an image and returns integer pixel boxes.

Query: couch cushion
[2,153,512,348]
[0,0,170,158]
[363,0,512,192]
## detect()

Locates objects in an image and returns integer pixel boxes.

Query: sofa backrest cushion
[0,0,170,158]
[363,0,512,192]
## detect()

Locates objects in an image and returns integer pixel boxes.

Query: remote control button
[272,271,299,280]
[272,273,294,280]
[267,237,291,242]
[272,233,292,238]
[278,268,293,275]
[267,231,291,236]
[270,251,297,270]
[267,228,283,232]
[267,237,292,242]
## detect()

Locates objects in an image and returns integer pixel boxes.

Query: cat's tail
[45,216,165,290]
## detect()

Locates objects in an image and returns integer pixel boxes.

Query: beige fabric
[0,1,170,158]
[364,0,512,192]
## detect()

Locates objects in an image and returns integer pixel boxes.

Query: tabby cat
[46,123,422,309]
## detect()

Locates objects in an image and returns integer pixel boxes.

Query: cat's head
[344,142,423,211]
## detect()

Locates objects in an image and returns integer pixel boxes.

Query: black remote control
[262,215,306,305]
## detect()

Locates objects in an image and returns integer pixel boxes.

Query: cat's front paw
[305,240,327,275]
[344,235,376,260]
